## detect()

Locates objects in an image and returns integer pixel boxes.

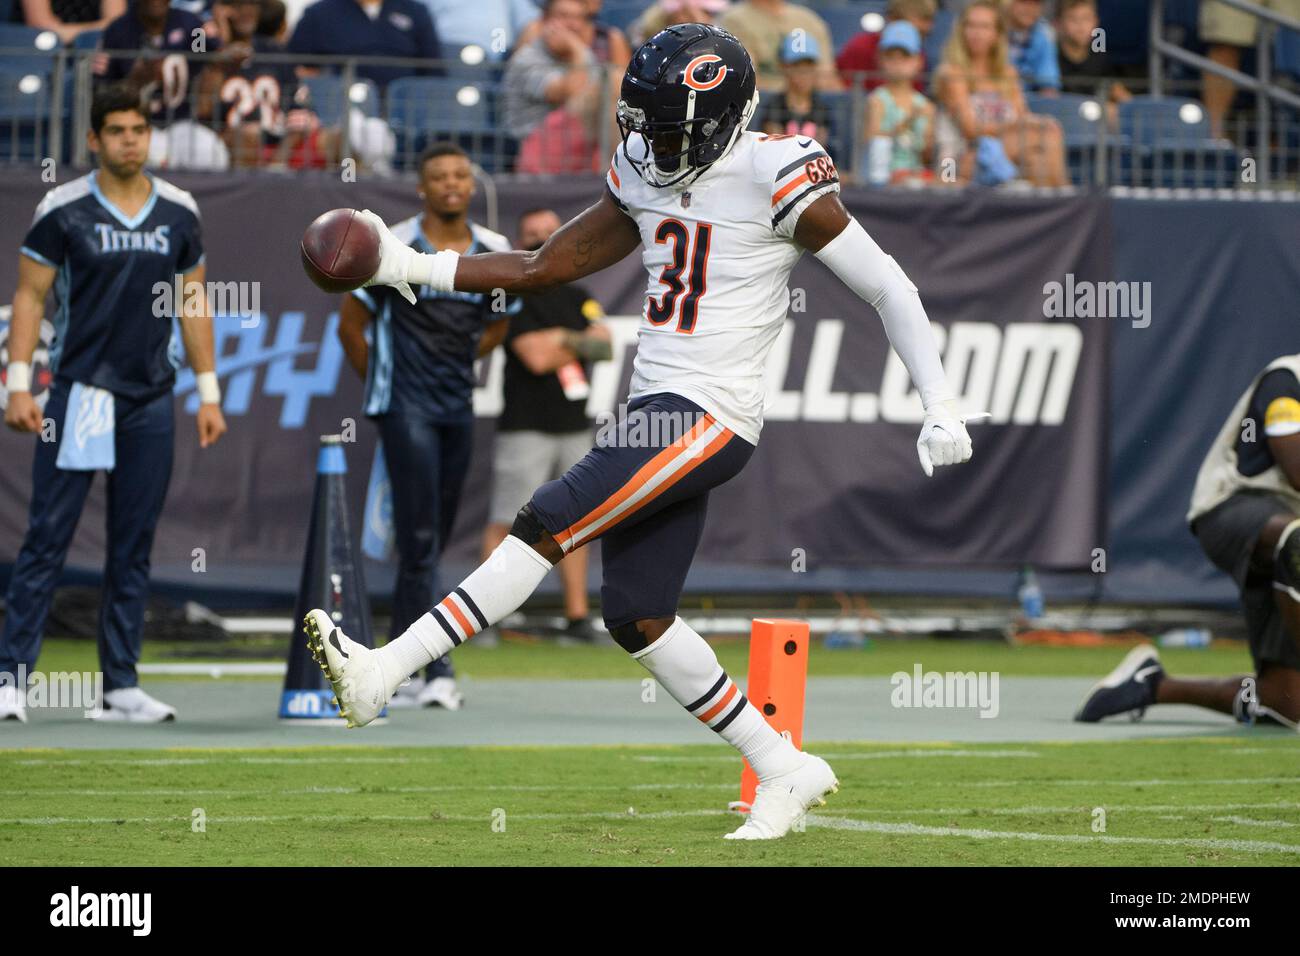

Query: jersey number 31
[648,219,711,334]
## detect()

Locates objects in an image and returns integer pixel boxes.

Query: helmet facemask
[617,89,760,189]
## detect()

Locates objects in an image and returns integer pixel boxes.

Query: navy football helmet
[616,23,758,189]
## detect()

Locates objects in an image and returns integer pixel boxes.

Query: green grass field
[29,633,1262,680]
[1,738,1298,865]
[4,635,1299,866]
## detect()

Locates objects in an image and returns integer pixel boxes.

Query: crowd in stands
[4,0,1296,186]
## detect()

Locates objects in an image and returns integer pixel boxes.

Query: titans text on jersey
[21,172,204,400]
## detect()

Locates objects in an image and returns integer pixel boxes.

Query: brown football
[300,208,381,293]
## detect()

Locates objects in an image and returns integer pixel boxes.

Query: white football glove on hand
[916,400,989,477]
[358,209,419,305]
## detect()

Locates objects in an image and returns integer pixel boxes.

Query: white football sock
[379,535,553,678]
[632,617,803,781]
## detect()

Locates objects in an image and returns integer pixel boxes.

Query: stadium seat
[300,75,379,127]
[1119,96,1238,187]
[72,30,103,51]
[818,90,860,170]
[0,24,59,76]
[439,44,507,85]
[1025,92,1131,186]
[599,1,644,34]
[819,3,887,56]
[923,7,954,68]
[0,70,50,164]
[1277,24,1300,82]
[386,75,508,170]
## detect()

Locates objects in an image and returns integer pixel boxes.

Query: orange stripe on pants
[576,425,733,545]
[554,415,718,548]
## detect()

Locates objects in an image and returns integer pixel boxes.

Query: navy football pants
[375,412,473,681]
[0,380,174,692]
[528,393,754,629]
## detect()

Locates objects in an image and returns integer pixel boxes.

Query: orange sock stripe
[554,415,717,548]
[440,597,474,637]
[698,682,738,723]
[577,425,733,544]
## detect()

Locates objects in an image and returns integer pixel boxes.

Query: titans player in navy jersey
[0,86,227,724]
[338,144,515,711]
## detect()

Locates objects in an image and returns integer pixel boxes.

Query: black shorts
[528,393,755,629]
[1192,491,1300,671]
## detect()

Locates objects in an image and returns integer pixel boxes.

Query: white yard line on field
[632,749,1041,762]
[1210,815,1300,828]
[3,807,1298,857]
[806,814,1300,855]
[818,800,1300,816]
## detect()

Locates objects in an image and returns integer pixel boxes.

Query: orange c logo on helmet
[682,54,727,91]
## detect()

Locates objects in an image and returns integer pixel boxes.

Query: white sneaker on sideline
[92,687,176,723]
[417,676,464,711]
[724,753,839,840]
[0,685,27,723]
[386,677,427,709]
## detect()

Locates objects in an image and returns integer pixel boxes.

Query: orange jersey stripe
[698,683,738,723]
[555,415,716,547]
[576,424,733,544]
[441,597,474,636]
[771,172,810,207]
[609,164,621,189]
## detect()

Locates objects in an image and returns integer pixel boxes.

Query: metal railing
[0,45,1296,193]
[1150,0,1300,186]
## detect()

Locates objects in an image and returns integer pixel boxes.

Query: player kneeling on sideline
[1078,355,1300,727]
[304,24,983,840]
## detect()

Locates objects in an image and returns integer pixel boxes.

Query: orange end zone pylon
[732,618,810,813]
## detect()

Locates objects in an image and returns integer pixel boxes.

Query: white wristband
[409,249,460,293]
[196,371,221,405]
[6,361,31,393]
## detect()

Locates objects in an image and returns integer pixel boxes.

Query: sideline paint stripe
[0,782,738,797]
[632,749,1042,762]
[807,814,1300,855]
[0,809,727,827]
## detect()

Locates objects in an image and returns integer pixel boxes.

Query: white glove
[358,209,418,305]
[916,400,988,477]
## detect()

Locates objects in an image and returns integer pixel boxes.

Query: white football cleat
[417,676,464,711]
[92,687,176,723]
[725,753,839,841]
[0,684,28,723]
[304,609,399,727]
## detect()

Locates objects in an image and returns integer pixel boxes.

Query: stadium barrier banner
[15,172,1281,601]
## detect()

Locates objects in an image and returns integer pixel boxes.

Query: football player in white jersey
[303,23,981,840]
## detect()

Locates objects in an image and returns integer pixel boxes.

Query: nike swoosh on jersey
[797,138,812,148]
